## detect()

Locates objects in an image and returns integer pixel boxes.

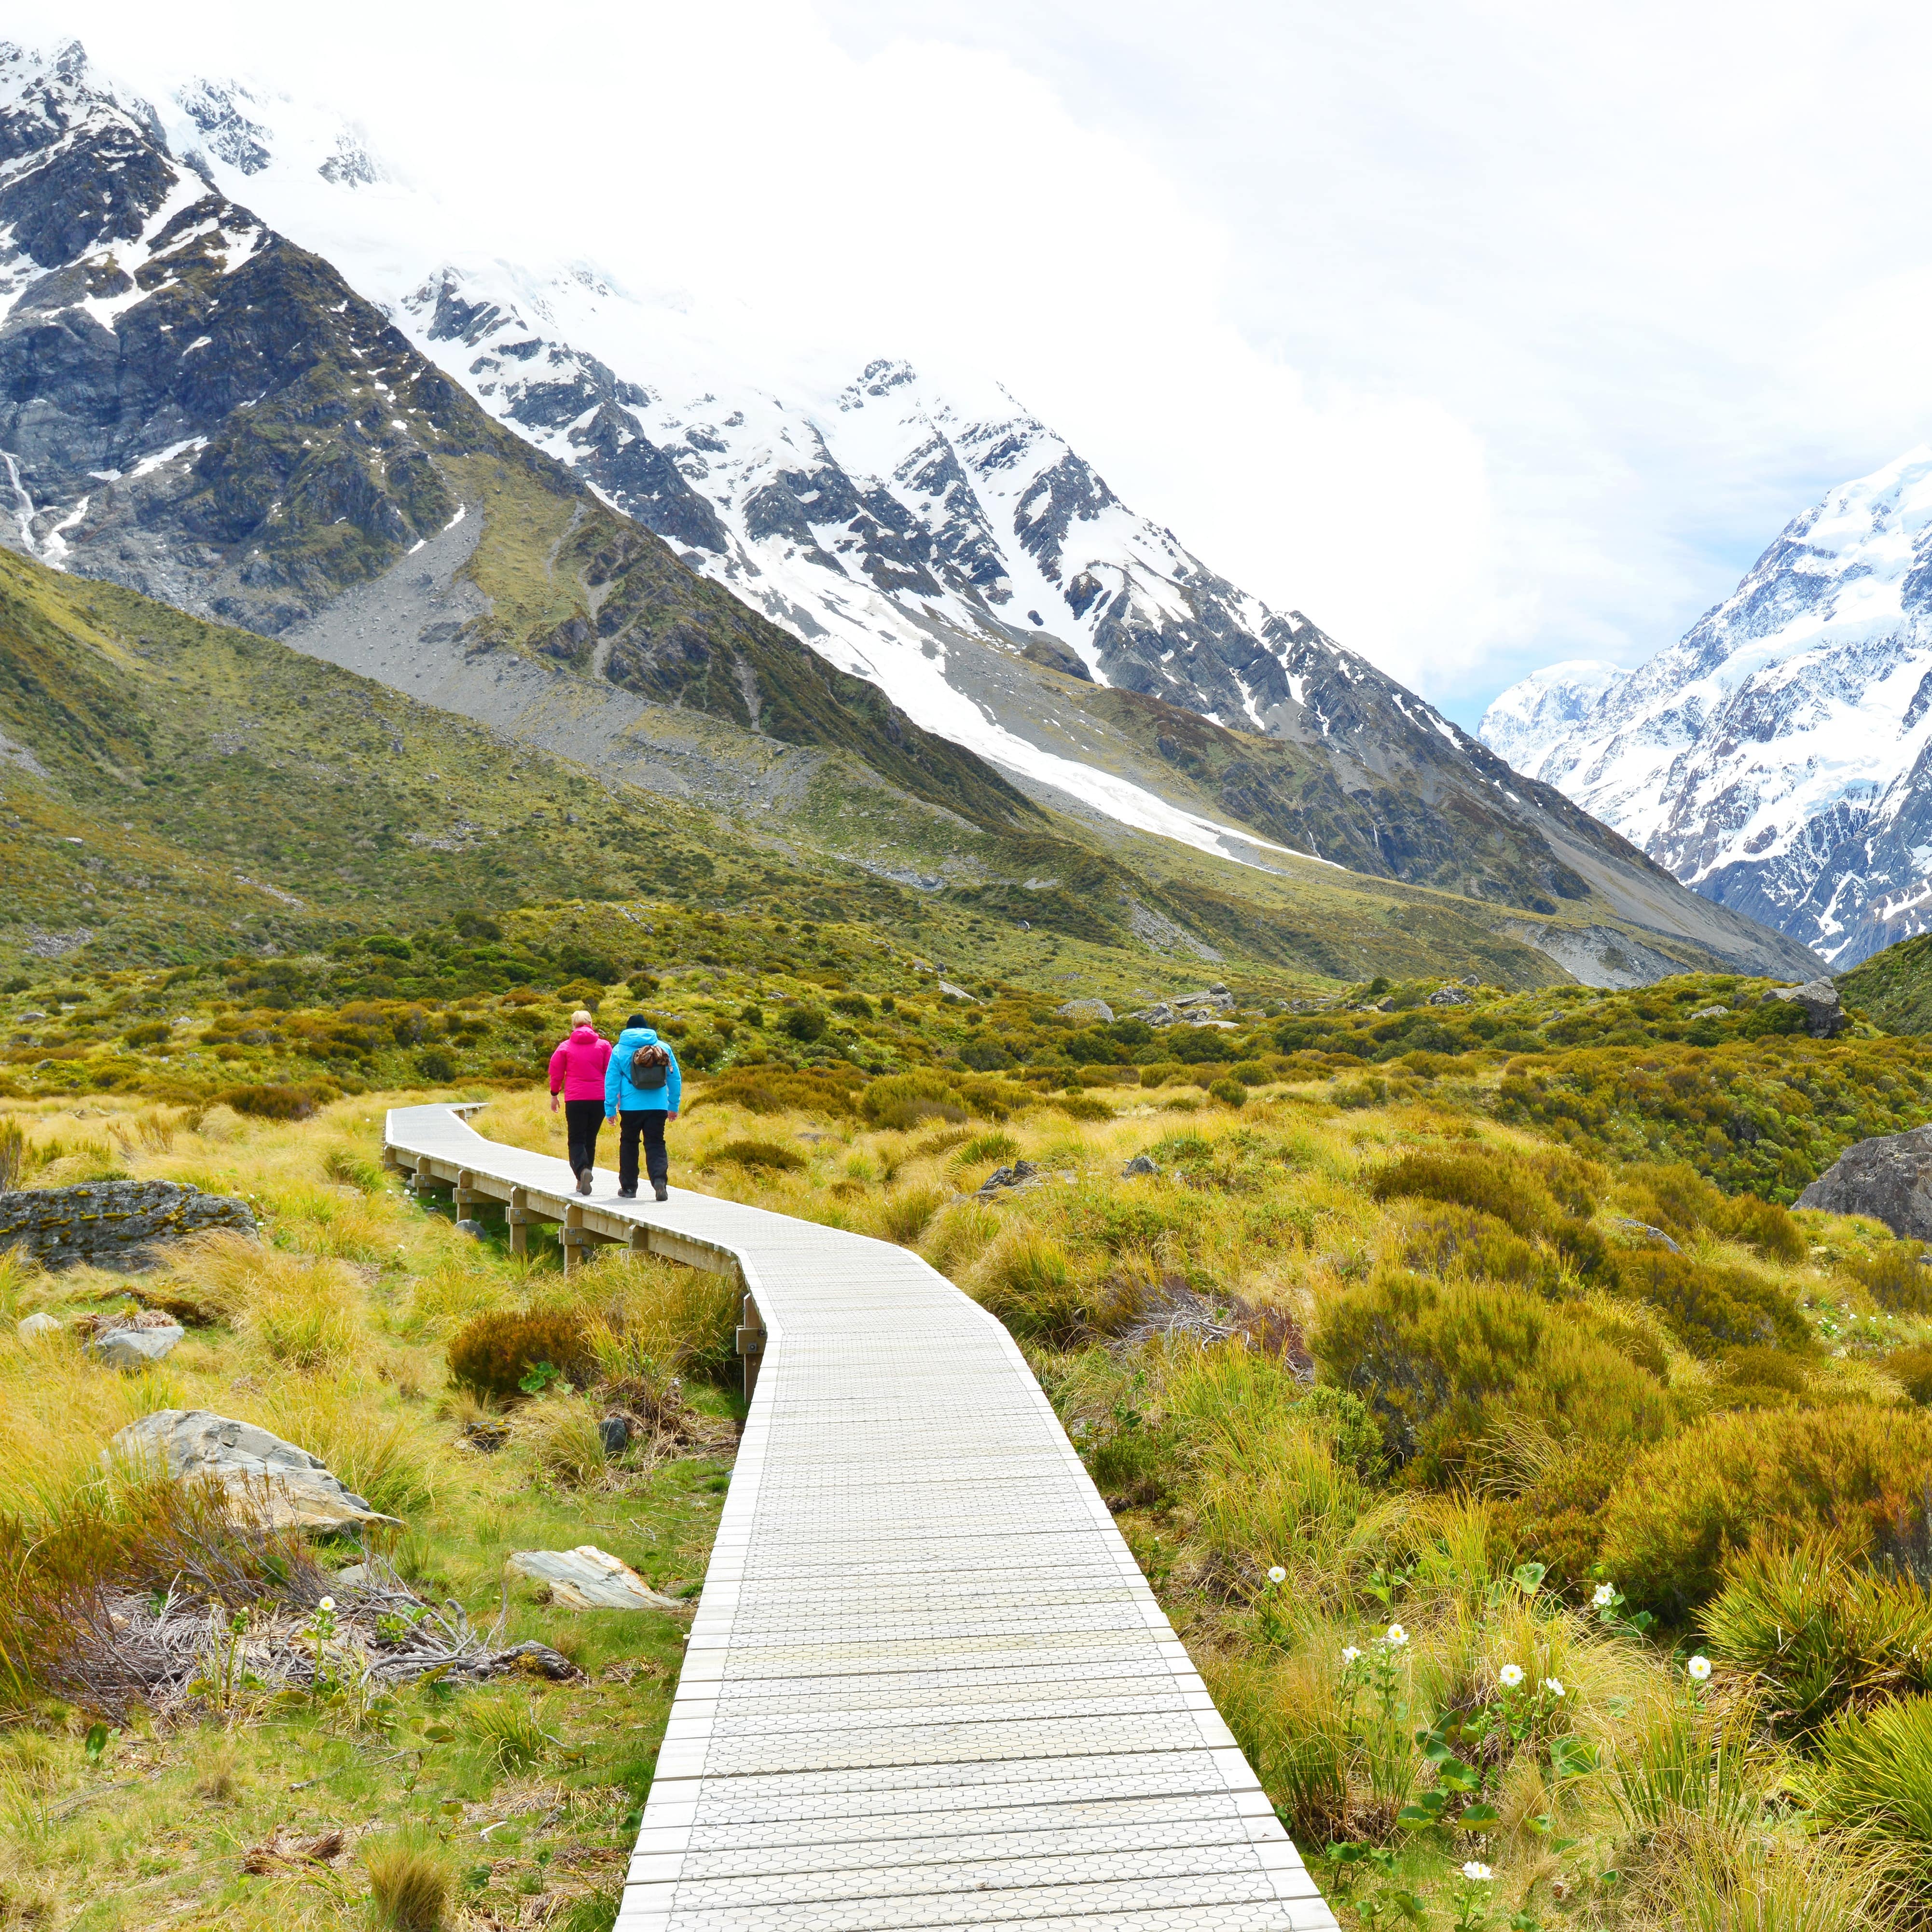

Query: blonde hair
[571,1008,594,1028]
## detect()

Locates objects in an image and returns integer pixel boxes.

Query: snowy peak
[1497,446,1932,964]
[1478,659,1630,779]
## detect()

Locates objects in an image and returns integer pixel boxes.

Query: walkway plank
[385,1104,1338,1932]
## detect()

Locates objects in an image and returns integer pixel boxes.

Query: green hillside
[1838,930,1932,1034]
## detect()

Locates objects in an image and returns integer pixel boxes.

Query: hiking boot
[577,1169,593,1196]
[653,1182,669,1202]
[617,1187,637,1200]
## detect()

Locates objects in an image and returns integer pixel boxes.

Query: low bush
[1229,1060,1271,1087]
[1699,1534,1932,1734]
[1368,1149,1560,1240]
[710,1139,805,1172]
[1316,1271,1675,1478]
[778,1006,826,1042]
[1395,1204,1554,1292]
[1609,1248,1809,1356]
[218,1082,324,1120]
[446,1309,591,1400]
[1888,1345,1932,1404]
[862,1071,966,1131]
[1207,1077,1246,1108]
[1849,1240,1932,1314]
[689,1067,861,1117]
[1601,1405,1932,1614]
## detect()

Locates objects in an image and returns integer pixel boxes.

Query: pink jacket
[548,1026,611,1100]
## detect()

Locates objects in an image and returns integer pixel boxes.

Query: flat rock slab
[0,1180,255,1269]
[1799,1125,1932,1238]
[506,1546,687,1612]
[112,1408,400,1529]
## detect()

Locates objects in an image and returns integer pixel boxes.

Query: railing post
[563,1202,584,1273]
[736,1292,765,1403]
[508,1186,529,1258]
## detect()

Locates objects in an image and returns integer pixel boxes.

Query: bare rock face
[1797,1126,1932,1238]
[0,1180,255,1269]
[1766,980,1847,1038]
[111,1410,401,1528]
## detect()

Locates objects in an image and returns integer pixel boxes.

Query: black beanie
[627,1012,647,1028]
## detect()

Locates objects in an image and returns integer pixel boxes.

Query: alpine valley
[1482,447,1932,968]
[0,39,1813,986]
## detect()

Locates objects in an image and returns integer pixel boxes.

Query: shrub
[690,1068,861,1117]
[1601,1405,1932,1614]
[966,1228,1118,1343]
[1208,1077,1246,1109]
[873,1184,945,1245]
[1229,1060,1271,1087]
[711,1138,806,1172]
[414,1049,457,1083]
[863,1071,966,1131]
[1369,1149,1559,1239]
[1396,1205,1553,1292]
[828,992,873,1019]
[219,1082,322,1120]
[1610,1248,1809,1356]
[1849,1241,1932,1314]
[447,1310,591,1401]
[779,1006,826,1043]
[1889,1346,1932,1404]
[1496,1441,1626,1590]
[122,1021,169,1048]
[1699,1534,1932,1734]
[954,1131,1020,1166]
[1054,1093,1115,1122]
[1316,1271,1674,1477]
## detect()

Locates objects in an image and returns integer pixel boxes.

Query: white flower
[317,1596,335,1612]
[1543,1677,1566,1698]
[1592,1583,1616,1607]
[1461,1861,1493,1881]
[1267,1566,1286,1584]
[1498,1663,1525,1688]
[1687,1654,1712,1682]
[1383,1623,1408,1648]
[1340,1645,1362,1665]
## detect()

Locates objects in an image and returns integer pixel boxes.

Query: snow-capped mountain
[1481,447,1932,965]
[0,40,1819,981]
[1478,661,1628,782]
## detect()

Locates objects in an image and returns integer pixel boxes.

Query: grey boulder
[1120,1154,1160,1178]
[111,1409,401,1529]
[91,1323,184,1367]
[1764,979,1846,1038]
[1798,1125,1932,1238]
[504,1546,687,1611]
[16,1311,61,1338]
[1056,998,1115,1025]
[1427,985,1473,1007]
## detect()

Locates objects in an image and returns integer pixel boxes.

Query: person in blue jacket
[605,1013,682,1201]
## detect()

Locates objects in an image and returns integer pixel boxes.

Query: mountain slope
[1481,446,1932,966]
[0,41,1816,985]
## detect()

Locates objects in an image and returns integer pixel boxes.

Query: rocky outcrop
[1797,1126,1932,1238]
[112,1409,401,1528]
[0,1179,254,1268]
[1766,979,1847,1038]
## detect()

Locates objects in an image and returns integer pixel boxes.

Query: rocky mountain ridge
[0,40,1816,985]
[1480,445,1932,966]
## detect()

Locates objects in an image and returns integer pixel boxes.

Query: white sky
[19,0,1932,724]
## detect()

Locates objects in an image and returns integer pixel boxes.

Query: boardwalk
[385,1104,1338,1932]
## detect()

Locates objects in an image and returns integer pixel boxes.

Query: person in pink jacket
[548,1009,612,1195]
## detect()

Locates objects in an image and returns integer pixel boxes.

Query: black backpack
[628,1041,669,1090]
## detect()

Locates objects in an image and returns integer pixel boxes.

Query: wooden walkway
[384,1104,1338,1932]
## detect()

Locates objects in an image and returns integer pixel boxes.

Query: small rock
[1798,1126,1932,1237]
[1612,1218,1682,1254]
[454,1218,485,1240]
[938,980,978,1003]
[333,1562,371,1587]
[1460,975,1480,988]
[488,1639,581,1680]
[111,1409,401,1529]
[91,1324,184,1368]
[16,1311,61,1338]
[504,1546,687,1611]
[599,1415,631,1455]
[1690,1005,1729,1021]
[1121,1154,1160,1178]
[1426,985,1472,1007]
[1056,998,1116,1025]
[1762,979,1846,1038]
[976,1160,1041,1199]
[18,1009,44,1021]
[460,1418,511,1452]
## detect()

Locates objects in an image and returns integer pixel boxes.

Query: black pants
[563,1099,604,1178]
[618,1110,668,1192]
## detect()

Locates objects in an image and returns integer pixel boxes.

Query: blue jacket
[606,1026,681,1116]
